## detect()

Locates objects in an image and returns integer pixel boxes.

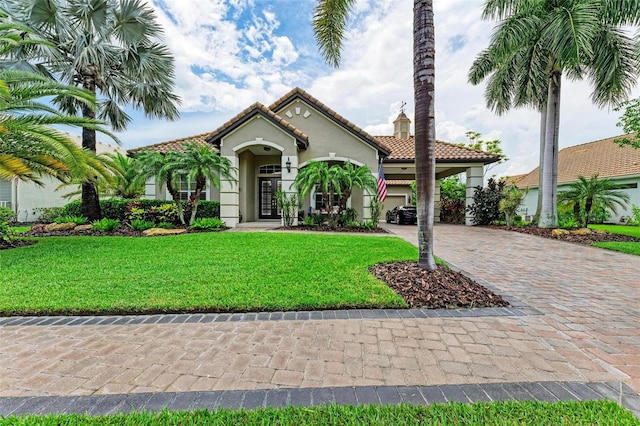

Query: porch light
[285,157,292,173]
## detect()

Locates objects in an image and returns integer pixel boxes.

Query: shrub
[499,186,527,226]
[361,220,375,230]
[310,213,325,226]
[156,221,175,229]
[150,203,179,224]
[0,206,17,226]
[0,221,16,244]
[32,207,64,223]
[440,198,465,224]
[466,178,505,225]
[337,207,358,227]
[192,200,220,219]
[92,218,120,232]
[190,217,225,230]
[63,199,220,223]
[275,190,300,227]
[347,220,361,228]
[628,204,640,225]
[302,216,315,226]
[54,215,88,225]
[129,219,155,231]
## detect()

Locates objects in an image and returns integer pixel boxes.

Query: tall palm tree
[170,143,234,226]
[313,0,437,269]
[471,0,640,228]
[558,175,630,228]
[3,0,181,220]
[0,69,109,185]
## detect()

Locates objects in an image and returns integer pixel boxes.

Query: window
[176,176,207,201]
[259,164,282,174]
[315,191,340,211]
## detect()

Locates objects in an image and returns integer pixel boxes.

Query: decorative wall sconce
[285,157,292,173]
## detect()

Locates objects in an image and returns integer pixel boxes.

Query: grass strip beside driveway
[589,225,640,256]
[0,401,636,425]
[0,233,414,316]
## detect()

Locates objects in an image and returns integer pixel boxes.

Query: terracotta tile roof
[506,174,528,186]
[386,179,414,186]
[376,136,501,163]
[269,87,390,155]
[206,102,309,149]
[514,134,640,188]
[128,132,211,154]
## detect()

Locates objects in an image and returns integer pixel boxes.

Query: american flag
[377,163,387,202]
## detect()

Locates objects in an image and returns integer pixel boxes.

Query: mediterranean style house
[131,88,499,226]
[512,134,640,223]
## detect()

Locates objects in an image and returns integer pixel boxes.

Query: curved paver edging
[1,382,638,417]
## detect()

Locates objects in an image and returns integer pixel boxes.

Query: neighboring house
[131,88,499,226]
[0,133,125,222]
[513,134,640,222]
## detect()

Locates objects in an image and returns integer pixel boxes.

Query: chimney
[393,112,411,139]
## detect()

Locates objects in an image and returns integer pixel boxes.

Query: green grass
[9,226,31,233]
[589,224,640,238]
[592,241,640,256]
[1,401,637,425]
[0,233,417,316]
[589,224,640,256]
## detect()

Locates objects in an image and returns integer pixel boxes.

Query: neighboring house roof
[270,87,391,156]
[128,132,211,154]
[506,173,527,186]
[376,136,500,163]
[515,134,640,188]
[206,102,309,149]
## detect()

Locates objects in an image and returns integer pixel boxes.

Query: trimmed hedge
[63,199,220,222]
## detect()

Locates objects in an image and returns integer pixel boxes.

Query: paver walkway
[1,224,640,416]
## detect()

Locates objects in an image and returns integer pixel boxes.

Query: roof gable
[270,87,390,156]
[515,134,640,188]
[205,102,309,149]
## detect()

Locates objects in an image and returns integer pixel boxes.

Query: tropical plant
[3,0,181,220]
[190,217,225,231]
[156,221,174,229]
[101,152,146,199]
[312,0,437,269]
[558,175,630,228]
[275,190,300,227]
[91,218,120,232]
[129,219,155,231]
[469,0,640,228]
[462,131,507,176]
[167,143,234,226]
[440,176,465,202]
[0,220,16,245]
[53,215,87,225]
[294,161,376,227]
[499,186,527,226]
[136,150,184,223]
[0,69,110,185]
[467,177,506,225]
[369,198,383,227]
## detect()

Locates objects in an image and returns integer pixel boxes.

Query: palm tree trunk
[534,106,546,224]
[79,81,101,221]
[538,70,561,228]
[414,0,437,270]
[584,197,593,228]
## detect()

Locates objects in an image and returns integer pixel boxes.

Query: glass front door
[259,178,281,219]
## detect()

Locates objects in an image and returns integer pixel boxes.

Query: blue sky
[116,0,640,178]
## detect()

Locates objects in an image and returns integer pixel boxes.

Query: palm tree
[0,69,109,185]
[558,175,630,228]
[333,162,377,212]
[101,152,145,199]
[3,0,181,220]
[170,143,234,226]
[136,150,185,224]
[313,0,437,269]
[294,161,339,223]
[471,0,640,228]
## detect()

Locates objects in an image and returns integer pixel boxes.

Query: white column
[434,179,441,223]
[220,155,239,227]
[281,155,298,225]
[465,166,483,226]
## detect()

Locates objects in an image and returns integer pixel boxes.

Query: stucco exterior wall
[219,117,297,158]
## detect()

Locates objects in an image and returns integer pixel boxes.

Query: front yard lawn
[0,233,415,316]
[589,224,640,238]
[589,225,640,256]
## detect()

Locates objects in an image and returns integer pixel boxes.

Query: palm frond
[312,0,356,67]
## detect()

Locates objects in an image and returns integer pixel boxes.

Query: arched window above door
[259,164,282,174]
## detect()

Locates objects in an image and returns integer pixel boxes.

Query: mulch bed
[277,225,388,233]
[20,224,228,238]
[0,240,37,250]
[487,225,640,245]
[370,261,509,309]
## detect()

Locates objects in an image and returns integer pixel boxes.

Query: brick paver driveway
[1,224,638,403]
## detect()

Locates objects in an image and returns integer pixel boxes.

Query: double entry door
[259,177,282,219]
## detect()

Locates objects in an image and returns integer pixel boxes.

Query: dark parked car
[385,205,417,225]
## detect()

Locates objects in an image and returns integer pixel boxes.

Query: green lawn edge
[1,401,637,426]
